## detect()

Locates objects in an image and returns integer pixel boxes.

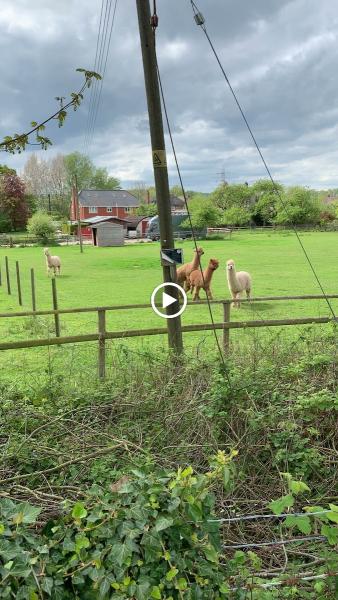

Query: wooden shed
[90,221,124,247]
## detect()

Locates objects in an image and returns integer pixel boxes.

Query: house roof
[82,216,118,225]
[79,189,139,207]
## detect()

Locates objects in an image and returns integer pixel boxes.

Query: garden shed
[90,221,124,247]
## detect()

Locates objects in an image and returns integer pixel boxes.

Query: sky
[1,0,338,192]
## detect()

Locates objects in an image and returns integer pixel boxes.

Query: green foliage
[182,197,221,228]
[0,210,12,233]
[275,186,321,226]
[251,179,284,225]
[135,203,158,217]
[27,212,56,243]
[210,182,253,211]
[0,453,242,598]
[223,205,251,226]
[0,165,16,175]
[64,152,120,192]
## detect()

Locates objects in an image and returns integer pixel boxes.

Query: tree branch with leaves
[0,69,101,154]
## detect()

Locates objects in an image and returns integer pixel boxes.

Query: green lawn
[1,231,338,381]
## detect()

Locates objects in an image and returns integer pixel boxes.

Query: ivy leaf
[176,578,188,591]
[290,480,310,495]
[222,466,230,488]
[329,503,338,512]
[166,566,178,581]
[181,466,193,478]
[155,516,173,532]
[268,494,294,515]
[12,503,41,525]
[321,524,338,545]
[187,503,203,523]
[0,523,4,534]
[284,515,312,534]
[109,542,131,566]
[151,586,162,599]
[135,581,151,600]
[72,502,87,520]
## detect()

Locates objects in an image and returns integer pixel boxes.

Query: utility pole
[136,0,183,353]
[74,175,83,253]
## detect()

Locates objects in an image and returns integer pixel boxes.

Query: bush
[0,211,11,233]
[27,212,57,243]
[0,452,238,599]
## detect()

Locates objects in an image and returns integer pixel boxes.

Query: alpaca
[176,247,204,291]
[189,258,219,301]
[226,259,251,308]
[44,248,61,276]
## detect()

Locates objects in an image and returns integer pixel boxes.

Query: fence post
[51,278,61,338]
[98,309,106,380]
[15,261,22,306]
[31,268,36,312]
[223,301,231,354]
[5,256,11,295]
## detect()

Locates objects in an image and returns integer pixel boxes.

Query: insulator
[194,12,205,26]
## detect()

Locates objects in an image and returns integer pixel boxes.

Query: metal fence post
[223,301,231,354]
[98,309,106,380]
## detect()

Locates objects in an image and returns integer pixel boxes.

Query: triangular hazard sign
[153,153,162,166]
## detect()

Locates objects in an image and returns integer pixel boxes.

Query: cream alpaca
[226,259,251,308]
[189,258,219,301]
[44,248,61,276]
[176,247,204,291]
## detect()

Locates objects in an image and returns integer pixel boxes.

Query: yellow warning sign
[152,150,167,168]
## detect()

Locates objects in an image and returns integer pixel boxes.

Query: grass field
[1,230,338,383]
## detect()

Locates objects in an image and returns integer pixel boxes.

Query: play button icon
[151,283,187,319]
[162,291,177,309]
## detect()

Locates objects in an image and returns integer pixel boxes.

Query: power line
[189,0,337,321]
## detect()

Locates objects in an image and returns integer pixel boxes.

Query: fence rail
[0,285,337,378]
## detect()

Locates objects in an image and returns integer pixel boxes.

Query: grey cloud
[1,0,338,191]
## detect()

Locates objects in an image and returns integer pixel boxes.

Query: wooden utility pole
[74,175,83,253]
[136,0,183,353]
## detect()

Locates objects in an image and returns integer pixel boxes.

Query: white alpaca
[44,248,61,276]
[226,259,251,308]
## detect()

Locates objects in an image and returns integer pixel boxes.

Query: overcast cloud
[1,0,338,191]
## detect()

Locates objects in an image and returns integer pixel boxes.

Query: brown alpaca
[176,247,204,291]
[190,258,219,301]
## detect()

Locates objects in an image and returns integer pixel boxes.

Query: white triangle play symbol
[162,291,177,309]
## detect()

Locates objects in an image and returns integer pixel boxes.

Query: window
[107,207,112,213]
[89,206,97,214]
[124,207,132,213]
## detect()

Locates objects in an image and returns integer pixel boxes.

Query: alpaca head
[194,247,204,257]
[227,259,235,272]
[209,258,219,271]
[44,248,50,257]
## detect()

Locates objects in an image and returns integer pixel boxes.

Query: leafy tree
[135,203,157,217]
[0,172,29,230]
[0,164,16,175]
[211,182,253,211]
[223,205,251,226]
[275,186,321,226]
[251,179,284,225]
[27,212,57,243]
[182,197,221,229]
[64,152,95,190]
[90,167,120,190]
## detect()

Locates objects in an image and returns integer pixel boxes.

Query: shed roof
[79,189,139,208]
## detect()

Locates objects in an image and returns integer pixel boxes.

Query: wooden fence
[0,287,337,379]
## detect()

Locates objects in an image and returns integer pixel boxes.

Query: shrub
[27,212,57,243]
[0,211,11,233]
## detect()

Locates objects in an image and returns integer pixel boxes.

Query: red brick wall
[81,206,134,219]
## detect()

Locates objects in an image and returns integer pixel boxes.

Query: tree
[210,182,253,211]
[223,206,251,226]
[0,172,29,230]
[27,212,57,243]
[64,152,94,190]
[90,167,120,190]
[182,197,221,229]
[135,203,157,217]
[251,179,284,225]
[0,165,16,175]
[275,187,321,226]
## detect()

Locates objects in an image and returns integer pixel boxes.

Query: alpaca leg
[246,288,251,302]
[57,266,61,276]
[231,293,237,309]
[206,287,213,300]
[193,286,200,301]
[185,278,191,292]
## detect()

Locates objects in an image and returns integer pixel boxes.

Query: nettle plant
[0,451,238,599]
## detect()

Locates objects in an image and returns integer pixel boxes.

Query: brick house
[70,189,139,221]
